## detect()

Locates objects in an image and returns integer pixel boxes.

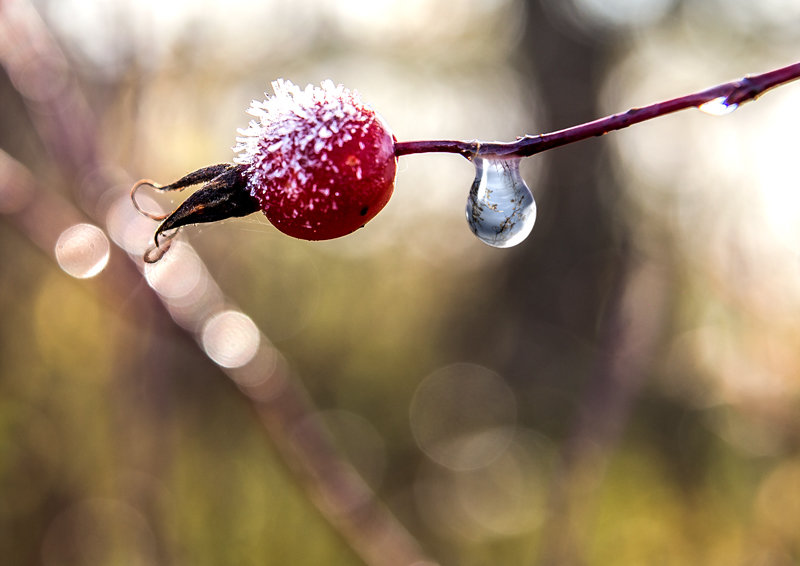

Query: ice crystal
[233,79,375,210]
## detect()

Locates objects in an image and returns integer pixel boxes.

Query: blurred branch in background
[0,1,433,565]
[3,0,800,564]
[540,248,668,563]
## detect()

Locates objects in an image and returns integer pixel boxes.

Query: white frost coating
[233,79,375,208]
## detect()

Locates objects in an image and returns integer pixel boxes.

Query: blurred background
[2,0,800,564]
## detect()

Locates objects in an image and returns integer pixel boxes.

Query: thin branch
[394,61,800,159]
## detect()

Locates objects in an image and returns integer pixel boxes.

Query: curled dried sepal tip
[131,80,397,262]
[130,179,169,221]
[131,164,259,262]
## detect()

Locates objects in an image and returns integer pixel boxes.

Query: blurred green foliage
[2,0,800,565]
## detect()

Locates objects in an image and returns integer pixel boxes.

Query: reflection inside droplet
[54,223,110,278]
[201,310,260,368]
[698,96,738,116]
[466,157,536,248]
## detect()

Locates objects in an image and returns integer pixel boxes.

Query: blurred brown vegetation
[2,0,800,565]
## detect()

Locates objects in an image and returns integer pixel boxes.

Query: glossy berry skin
[235,80,397,240]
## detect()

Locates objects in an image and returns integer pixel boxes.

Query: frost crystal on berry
[232,79,397,240]
[235,80,354,167]
[234,80,372,193]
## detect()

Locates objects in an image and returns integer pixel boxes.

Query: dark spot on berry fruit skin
[360,206,369,216]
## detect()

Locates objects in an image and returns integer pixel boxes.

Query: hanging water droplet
[699,96,738,116]
[466,157,536,248]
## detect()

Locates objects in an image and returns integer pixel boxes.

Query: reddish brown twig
[394,61,800,159]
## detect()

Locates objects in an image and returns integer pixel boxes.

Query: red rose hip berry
[235,80,397,240]
[132,80,397,262]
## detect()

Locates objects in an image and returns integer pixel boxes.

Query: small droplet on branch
[465,157,536,248]
[698,96,738,116]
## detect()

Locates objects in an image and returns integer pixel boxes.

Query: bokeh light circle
[40,498,157,566]
[54,223,110,279]
[105,193,162,256]
[413,430,554,541]
[201,310,260,368]
[144,241,204,300]
[409,363,517,471]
